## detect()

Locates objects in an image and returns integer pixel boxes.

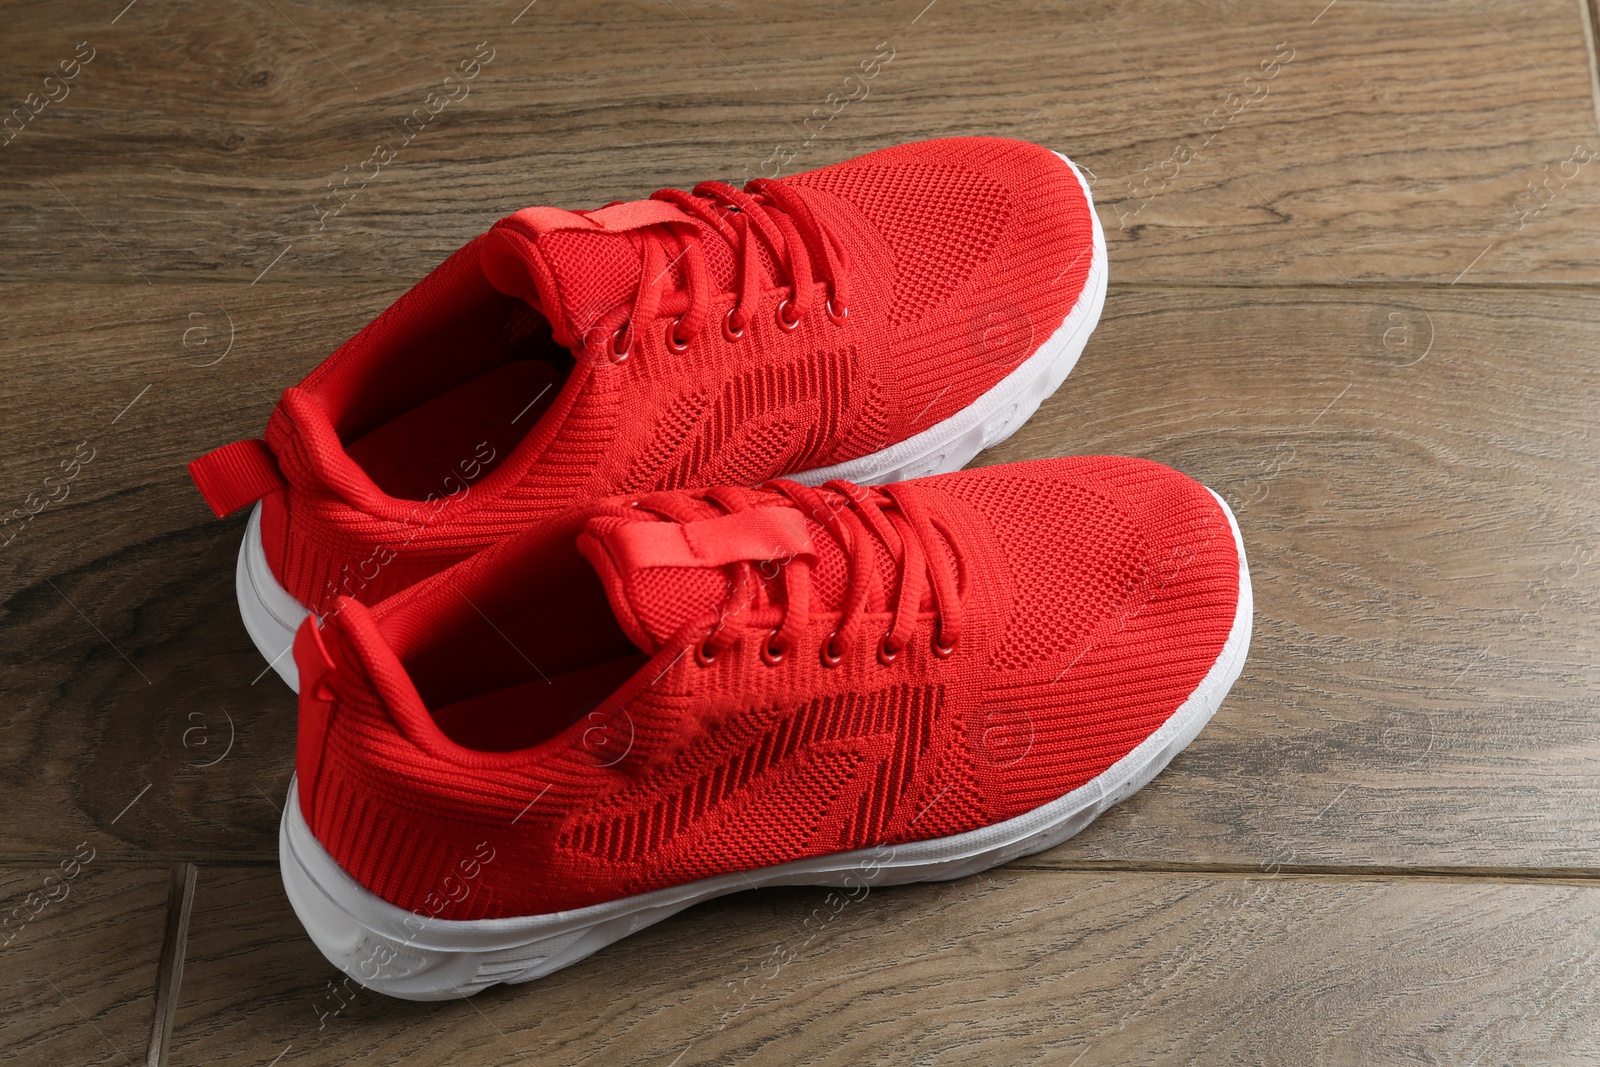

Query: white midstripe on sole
[790,151,1107,487]
[277,489,1251,1002]
[237,503,307,692]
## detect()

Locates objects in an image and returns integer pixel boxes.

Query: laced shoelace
[646,479,962,669]
[604,179,853,359]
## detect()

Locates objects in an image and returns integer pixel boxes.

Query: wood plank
[168,865,1600,1065]
[0,282,393,862]
[1,283,1595,871]
[1,0,1597,284]
[0,863,170,1066]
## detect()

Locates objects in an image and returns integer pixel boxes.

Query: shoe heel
[237,503,308,691]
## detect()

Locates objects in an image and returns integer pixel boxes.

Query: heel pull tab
[188,439,286,518]
[293,618,338,824]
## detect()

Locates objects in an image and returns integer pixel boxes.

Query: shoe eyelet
[760,630,788,667]
[876,633,903,666]
[931,632,956,659]
[774,298,801,332]
[611,323,632,362]
[826,297,849,325]
[722,307,747,342]
[664,318,691,353]
[694,637,718,667]
[819,632,845,668]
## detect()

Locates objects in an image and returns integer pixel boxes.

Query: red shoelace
[606,180,853,360]
[645,478,962,670]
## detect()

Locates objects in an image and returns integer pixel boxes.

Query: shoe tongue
[575,504,818,654]
[575,492,934,655]
[479,218,645,349]
[479,198,755,350]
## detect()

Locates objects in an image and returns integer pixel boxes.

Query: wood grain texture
[0,282,394,861]
[1,285,1596,873]
[3,0,1599,1058]
[0,864,169,1067]
[1,0,1598,284]
[167,865,1600,1066]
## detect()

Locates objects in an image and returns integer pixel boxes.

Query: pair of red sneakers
[190,137,1250,1000]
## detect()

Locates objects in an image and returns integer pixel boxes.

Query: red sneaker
[188,137,1105,688]
[279,456,1249,1000]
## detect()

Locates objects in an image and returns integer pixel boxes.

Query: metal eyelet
[694,637,718,667]
[760,630,788,666]
[722,307,746,342]
[665,318,691,353]
[931,632,956,659]
[611,323,632,362]
[876,633,903,666]
[774,298,801,332]
[825,296,849,325]
[819,632,845,668]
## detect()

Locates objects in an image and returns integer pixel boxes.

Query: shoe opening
[332,285,572,502]
[394,518,648,754]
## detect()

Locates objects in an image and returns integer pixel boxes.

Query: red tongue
[575,493,939,655]
[480,220,645,348]
[479,196,775,349]
[576,506,817,654]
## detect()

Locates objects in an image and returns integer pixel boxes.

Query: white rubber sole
[238,503,306,692]
[790,152,1107,487]
[278,490,1251,1002]
[238,152,1106,693]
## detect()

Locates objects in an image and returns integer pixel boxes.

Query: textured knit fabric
[188,137,1095,615]
[295,457,1242,920]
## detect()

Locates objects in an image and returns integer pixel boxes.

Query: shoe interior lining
[404,534,647,754]
[341,294,572,501]
[429,655,649,753]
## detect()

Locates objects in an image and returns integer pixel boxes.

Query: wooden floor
[3,0,1599,1063]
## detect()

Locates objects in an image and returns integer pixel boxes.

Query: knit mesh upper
[793,162,1012,326]
[213,137,1097,616]
[296,456,1243,921]
[942,475,1148,672]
